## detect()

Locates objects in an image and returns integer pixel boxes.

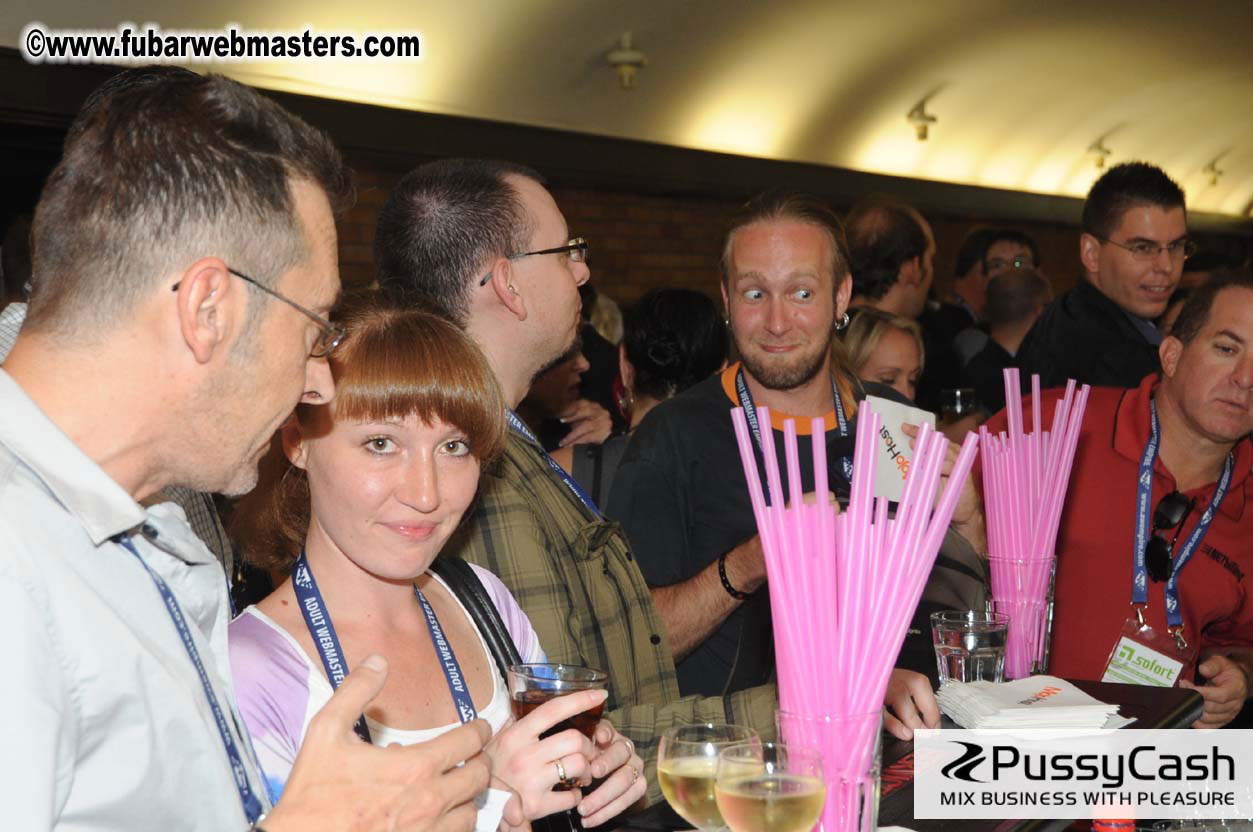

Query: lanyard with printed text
[117,533,265,824]
[735,366,852,504]
[292,549,477,744]
[506,409,601,513]
[1132,399,1234,632]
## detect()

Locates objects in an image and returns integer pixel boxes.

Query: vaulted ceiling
[5,0,1251,217]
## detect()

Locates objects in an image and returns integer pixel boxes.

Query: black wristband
[718,553,751,601]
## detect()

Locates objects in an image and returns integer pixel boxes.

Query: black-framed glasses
[478,237,589,286]
[985,254,1035,273]
[1098,236,1197,262]
[1145,490,1196,583]
[172,268,345,358]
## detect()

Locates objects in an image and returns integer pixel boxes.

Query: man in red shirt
[985,271,1253,728]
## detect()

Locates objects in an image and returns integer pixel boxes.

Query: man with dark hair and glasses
[1017,161,1192,388]
[376,158,774,811]
[983,270,1253,728]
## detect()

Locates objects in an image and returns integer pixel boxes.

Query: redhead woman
[229,293,645,831]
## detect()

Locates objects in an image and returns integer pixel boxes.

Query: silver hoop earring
[835,312,850,332]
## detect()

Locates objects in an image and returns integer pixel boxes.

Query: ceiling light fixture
[607,32,648,90]
[1086,137,1112,169]
[1203,151,1228,186]
[906,98,937,141]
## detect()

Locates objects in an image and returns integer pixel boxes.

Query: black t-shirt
[1015,278,1161,389]
[962,338,1015,415]
[608,366,906,697]
[916,303,969,412]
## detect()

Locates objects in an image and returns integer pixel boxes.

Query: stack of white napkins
[938,676,1128,730]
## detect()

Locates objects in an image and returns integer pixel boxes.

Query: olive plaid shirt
[444,429,777,803]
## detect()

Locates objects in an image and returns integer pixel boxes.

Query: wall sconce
[607,32,647,90]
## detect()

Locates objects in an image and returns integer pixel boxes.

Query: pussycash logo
[939,741,1234,790]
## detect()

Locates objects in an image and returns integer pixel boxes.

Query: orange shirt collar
[720,361,848,435]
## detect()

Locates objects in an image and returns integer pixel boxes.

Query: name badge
[1101,635,1185,687]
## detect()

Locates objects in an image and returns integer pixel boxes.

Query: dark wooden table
[875,680,1205,831]
[616,680,1203,831]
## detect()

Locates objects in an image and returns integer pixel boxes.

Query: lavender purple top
[229,563,544,831]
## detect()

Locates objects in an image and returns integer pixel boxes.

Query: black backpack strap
[429,557,523,680]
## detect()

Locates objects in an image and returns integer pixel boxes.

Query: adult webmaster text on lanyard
[292,549,477,742]
[1101,398,1234,688]
[735,366,852,503]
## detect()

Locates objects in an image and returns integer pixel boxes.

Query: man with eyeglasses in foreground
[984,271,1253,728]
[0,70,491,830]
[1016,161,1193,389]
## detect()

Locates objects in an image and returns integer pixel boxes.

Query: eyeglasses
[985,255,1034,273]
[1145,490,1196,582]
[172,268,345,358]
[478,237,589,286]
[1099,236,1197,262]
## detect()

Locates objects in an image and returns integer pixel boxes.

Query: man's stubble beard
[530,327,582,388]
[734,327,835,391]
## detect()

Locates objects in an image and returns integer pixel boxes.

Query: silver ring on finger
[554,758,567,782]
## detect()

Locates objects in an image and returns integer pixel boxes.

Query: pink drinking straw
[1038,385,1091,556]
[781,419,824,711]
[874,426,940,630]
[731,408,805,710]
[810,416,839,711]
[1005,367,1024,440]
[919,431,980,568]
[849,399,877,533]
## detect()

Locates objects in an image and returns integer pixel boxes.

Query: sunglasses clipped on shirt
[1144,490,1196,583]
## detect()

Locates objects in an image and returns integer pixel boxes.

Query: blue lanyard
[292,550,477,743]
[734,366,852,503]
[1133,399,1234,631]
[117,533,265,823]
[506,409,601,513]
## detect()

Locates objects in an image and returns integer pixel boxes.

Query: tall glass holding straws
[979,369,1089,679]
[731,400,980,830]
[777,710,881,832]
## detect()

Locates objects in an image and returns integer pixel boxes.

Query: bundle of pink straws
[979,368,1090,679]
[732,400,978,831]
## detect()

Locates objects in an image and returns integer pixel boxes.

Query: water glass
[931,610,1009,684]
[939,388,979,422]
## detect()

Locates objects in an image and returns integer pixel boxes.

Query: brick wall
[338,151,1241,308]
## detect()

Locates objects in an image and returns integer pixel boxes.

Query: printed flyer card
[863,395,936,502]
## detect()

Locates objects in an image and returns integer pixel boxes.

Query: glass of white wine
[657,723,758,832]
[715,742,826,832]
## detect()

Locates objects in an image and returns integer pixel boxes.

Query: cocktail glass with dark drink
[507,663,610,832]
